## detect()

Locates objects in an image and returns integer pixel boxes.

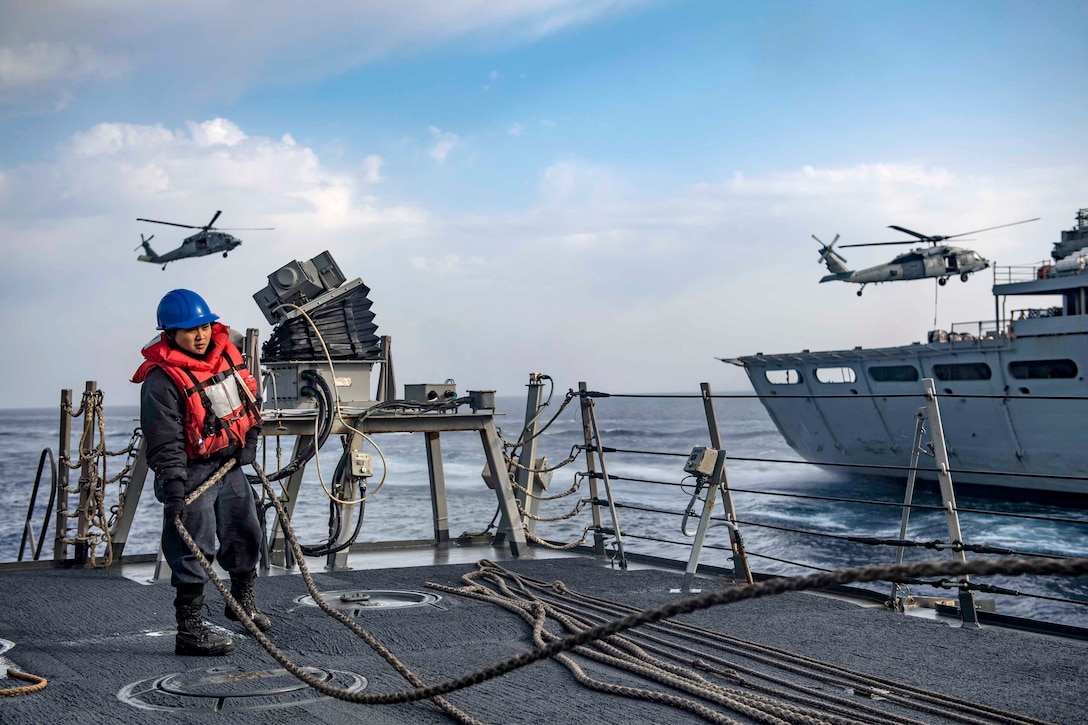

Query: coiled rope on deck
[443,561,1045,725]
[1,668,48,697]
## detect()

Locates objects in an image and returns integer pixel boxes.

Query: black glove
[236,445,257,467]
[164,496,186,522]
[162,478,186,522]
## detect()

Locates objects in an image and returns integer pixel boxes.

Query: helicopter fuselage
[820,245,989,287]
[136,231,242,268]
[135,210,268,269]
[159,231,242,262]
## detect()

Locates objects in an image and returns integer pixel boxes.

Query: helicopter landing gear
[961,273,969,282]
[856,288,864,297]
[938,277,948,286]
[161,264,167,271]
[223,252,229,258]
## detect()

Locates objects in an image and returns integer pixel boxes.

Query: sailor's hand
[164,496,186,523]
[236,446,257,467]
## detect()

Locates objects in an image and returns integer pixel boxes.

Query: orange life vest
[132,323,262,459]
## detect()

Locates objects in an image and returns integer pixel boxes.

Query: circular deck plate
[296,589,442,615]
[159,665,331,698]
[118,665,366,713]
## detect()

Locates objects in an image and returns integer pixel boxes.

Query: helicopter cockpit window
[814,366,856,383]
[764,369,802,385]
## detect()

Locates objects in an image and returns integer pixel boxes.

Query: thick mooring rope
[440,562,1044,725]
[176,461,485,724]
[0,668,48,697]
[175,470,1088,717]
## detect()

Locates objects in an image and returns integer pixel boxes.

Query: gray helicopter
[815,217,1039,296]
[135,211,273,270]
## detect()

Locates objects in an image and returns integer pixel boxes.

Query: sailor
[131,289,270,656]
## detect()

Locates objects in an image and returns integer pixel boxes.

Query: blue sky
[1,0,1086,408]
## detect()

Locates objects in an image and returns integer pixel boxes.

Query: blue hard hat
[156,289,220,330]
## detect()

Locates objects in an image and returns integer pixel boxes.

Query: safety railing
[8,376,1088,639]
[514,382,1088,635]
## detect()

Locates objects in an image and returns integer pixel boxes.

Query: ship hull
[731,332,1088,495]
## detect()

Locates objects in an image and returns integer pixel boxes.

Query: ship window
[764,369,802,385]
[814,366,856,383]
[868,365,920,382]
[1008,359,1078,379]
[932,363,991,381]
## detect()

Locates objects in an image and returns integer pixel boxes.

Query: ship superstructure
[725,208,1088,494]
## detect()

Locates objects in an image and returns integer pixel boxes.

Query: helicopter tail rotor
[814,233,851,275]
[133,233,155,252]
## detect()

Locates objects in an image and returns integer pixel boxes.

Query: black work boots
[174,593,234,656]
[171,573,269,656]
[225,569,272,632]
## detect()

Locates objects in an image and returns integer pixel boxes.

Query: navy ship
[724,208,1088,496]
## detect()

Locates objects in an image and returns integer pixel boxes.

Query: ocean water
[2,390,1087,628]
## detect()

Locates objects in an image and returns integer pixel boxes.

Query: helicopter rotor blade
[942,217,1041,240]
[887,225,935,241]
[203,210,223,231]
[842,216,1040,249]
[137,218,201,229]
[214,227,276,231]
[840,240,917,248]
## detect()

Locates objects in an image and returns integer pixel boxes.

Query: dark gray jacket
[140,366,260,500]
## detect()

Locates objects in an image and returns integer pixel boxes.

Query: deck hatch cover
[296,589,443,615]
[118,665,366,713]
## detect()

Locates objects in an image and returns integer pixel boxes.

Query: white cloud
[508,123,525,136]
[69,123,175,157]
[361,154,384,183]
[428,126,460,163]
[0,41,128,89]
[539,159,615,204]
[0,1,651,108]
[409,253,485,276]
[188,118,247,148]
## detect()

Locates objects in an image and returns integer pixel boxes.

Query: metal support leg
[921,378,978,627]
[111,442,149,560]
[584,395,627,569]
[891,409,927,609]
[680,476,736,592]
[54,389,73,562]
[480,419,526,556]
[74,381,97,565]
[425,431,450,544]
[515,374,545,534]
[269,435,313,568]
[578,383,606,556]
[697,383,751,585]
[327,434,365,571]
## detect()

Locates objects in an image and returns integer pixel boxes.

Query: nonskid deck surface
[2,553,1086,724]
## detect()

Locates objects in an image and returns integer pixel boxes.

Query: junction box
[683,447,720,477]
[404,382,457,404]
[262,361,374,409]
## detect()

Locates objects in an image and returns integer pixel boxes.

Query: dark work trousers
[161,458,263,587]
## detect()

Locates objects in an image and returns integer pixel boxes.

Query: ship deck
[2,544,1087,724]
